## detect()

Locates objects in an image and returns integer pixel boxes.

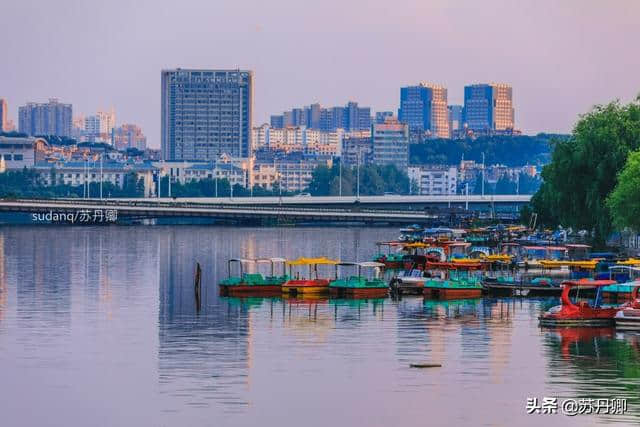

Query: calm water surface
[0,226,639,427]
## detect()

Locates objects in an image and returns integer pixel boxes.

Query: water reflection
[1,226,640,426]
[542,327,640,423]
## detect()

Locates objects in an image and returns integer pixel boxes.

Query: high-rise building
[448,105,463,134]
[161,69,253,161]
[398,84,431,133]
[83,108,116,143]
[463,83,514,132]
[113,124,147,151]
[398,83,450,138]
[18,98,72,137]
[371,117,409,170]
[270,115,284,128]
[0,98,8,132]
[97,109,116,135]
[270,102,371,132]
[375,111,394,124]
[84,115,102,141]
[428,85,450,138]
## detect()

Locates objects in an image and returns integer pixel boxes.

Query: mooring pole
[194,262,202,312]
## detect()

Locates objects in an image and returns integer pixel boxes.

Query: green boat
[602,266,640,300]
[424,266,483,299]
[219,258,289,296]
[329,262,388,298]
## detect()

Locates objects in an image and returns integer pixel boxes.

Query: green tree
[531,97,640,245]
[495,174,516,195]
[607,150,640,232]
[306,163,410,196]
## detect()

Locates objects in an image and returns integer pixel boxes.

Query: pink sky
[2,0,639,147]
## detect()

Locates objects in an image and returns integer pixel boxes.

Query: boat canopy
[404,242,430,248]
[609,265,640,272]
[617,258,640,266]
[562,279,617,287]
[359,262,385,268]
[427,261,483,270]
[287,256,339,266]
[336,262,359,267]
[539,260,598,269]
[484,254,513,262]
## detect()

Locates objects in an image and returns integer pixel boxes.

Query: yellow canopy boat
[286,256,339,266]
[617,258,640,266]
[538,260,598,269]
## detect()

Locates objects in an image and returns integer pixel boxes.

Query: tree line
[527,96,640,246]
[409,134,561,167]
[306,163,410,196]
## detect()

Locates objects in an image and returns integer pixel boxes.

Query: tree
[495,174,516,195]
[305,163,410,196]
[608,150,640,232]
[531,97,640,245]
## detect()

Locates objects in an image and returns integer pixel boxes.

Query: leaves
[532,98,640,245]
[608,150,640,232]
[307,163,409,196]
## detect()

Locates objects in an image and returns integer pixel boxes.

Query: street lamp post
[339,157,342,197]
[356,148,361,200]
[481,152,485,197]
[99,154,103,200]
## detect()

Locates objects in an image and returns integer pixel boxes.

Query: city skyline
[2,0,639,148]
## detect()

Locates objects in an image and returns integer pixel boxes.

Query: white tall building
[84,108,116,143]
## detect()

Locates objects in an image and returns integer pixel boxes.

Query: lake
[0,226,638,426]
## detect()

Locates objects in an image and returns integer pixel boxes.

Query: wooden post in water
[194,262,202,312]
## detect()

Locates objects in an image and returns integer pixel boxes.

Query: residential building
[161,69,253,161]
[71,115,85,140]
[84,115,101,141]
[375,111,394,124]
[463,83,514,132]
[398,83,450,138]
[0,135,49,169]
[252,125,342,156]
[342,136,372,166]
[113,124,147,151]
[408,165,458,195]
[252,164,279,190]
[270,101,371,132]
[0,98,9,132]
[18,98,73,137]
[371,118,409,170]
[270,115,284,129]
[275,159,321,193]
[151,160,246,188]
[34,160,157,197]
[448,105,463,136]
[253,150,331,193]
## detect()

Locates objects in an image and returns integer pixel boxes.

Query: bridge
[0,195,531,225]
[125,194,532,210]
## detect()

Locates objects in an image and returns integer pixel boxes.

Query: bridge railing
[0,198,441,217]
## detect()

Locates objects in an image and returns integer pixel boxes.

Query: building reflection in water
[158,228,252,411]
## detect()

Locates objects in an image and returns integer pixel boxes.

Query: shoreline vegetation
[526,96,640,247]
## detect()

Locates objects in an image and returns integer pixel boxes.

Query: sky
[1,0,639,148]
